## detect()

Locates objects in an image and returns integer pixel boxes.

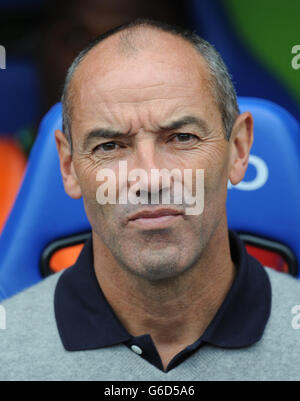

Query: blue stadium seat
[227,98,300,275]
[0,97,300,301]
[0,103,90,301]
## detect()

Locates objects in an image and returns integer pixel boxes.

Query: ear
[228,112,254,185]
[54,129,82,199]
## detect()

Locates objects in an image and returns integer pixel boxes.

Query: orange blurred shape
[0,138,27,232]
[49,244,84,273]
[246,244,289,274]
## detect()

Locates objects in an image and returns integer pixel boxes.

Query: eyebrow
[159,116,211,135]
[82,115,211,150]
[82,128,128,150]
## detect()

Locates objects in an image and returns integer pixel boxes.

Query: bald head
[61,19,239,149]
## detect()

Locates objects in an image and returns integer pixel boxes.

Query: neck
[93,219,235,370]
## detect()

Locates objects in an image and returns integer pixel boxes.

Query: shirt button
[131,345,143,355]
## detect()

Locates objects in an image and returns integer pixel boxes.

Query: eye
[168,133,198,143]
[95,142,119,152]
[175,133,194,142]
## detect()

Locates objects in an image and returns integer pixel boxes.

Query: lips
[128,208,183,221]
[127,208,184,229]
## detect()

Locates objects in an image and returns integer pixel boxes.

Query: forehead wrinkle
[79,80,198,107]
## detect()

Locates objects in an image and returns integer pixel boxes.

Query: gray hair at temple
[61,19,240,150]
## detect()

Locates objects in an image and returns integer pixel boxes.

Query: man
[1,20,300,381]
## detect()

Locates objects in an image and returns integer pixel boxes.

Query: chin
[130,265,184,282]
[120,247,198,282]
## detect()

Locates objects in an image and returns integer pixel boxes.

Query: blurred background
[1,0,300,229]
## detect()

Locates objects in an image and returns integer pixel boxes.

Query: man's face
[60,31,242,281]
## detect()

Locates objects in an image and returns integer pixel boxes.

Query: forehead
[70,29,219,133]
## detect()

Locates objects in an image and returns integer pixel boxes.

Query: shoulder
[264,267,300,325]
[2,272,62,315]
[265,267,300,306]
[261,267,300,352]
[1,272,63,337]
[1,272,63,335]
[0,273,64,380]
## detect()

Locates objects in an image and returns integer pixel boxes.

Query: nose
[128,137,171,200]
[134,137,159,171]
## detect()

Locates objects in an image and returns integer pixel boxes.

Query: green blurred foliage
[223,0,300,105]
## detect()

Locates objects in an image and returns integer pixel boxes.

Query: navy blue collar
[54,231,271,352]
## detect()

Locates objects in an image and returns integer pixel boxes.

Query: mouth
[127,208,184,229]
